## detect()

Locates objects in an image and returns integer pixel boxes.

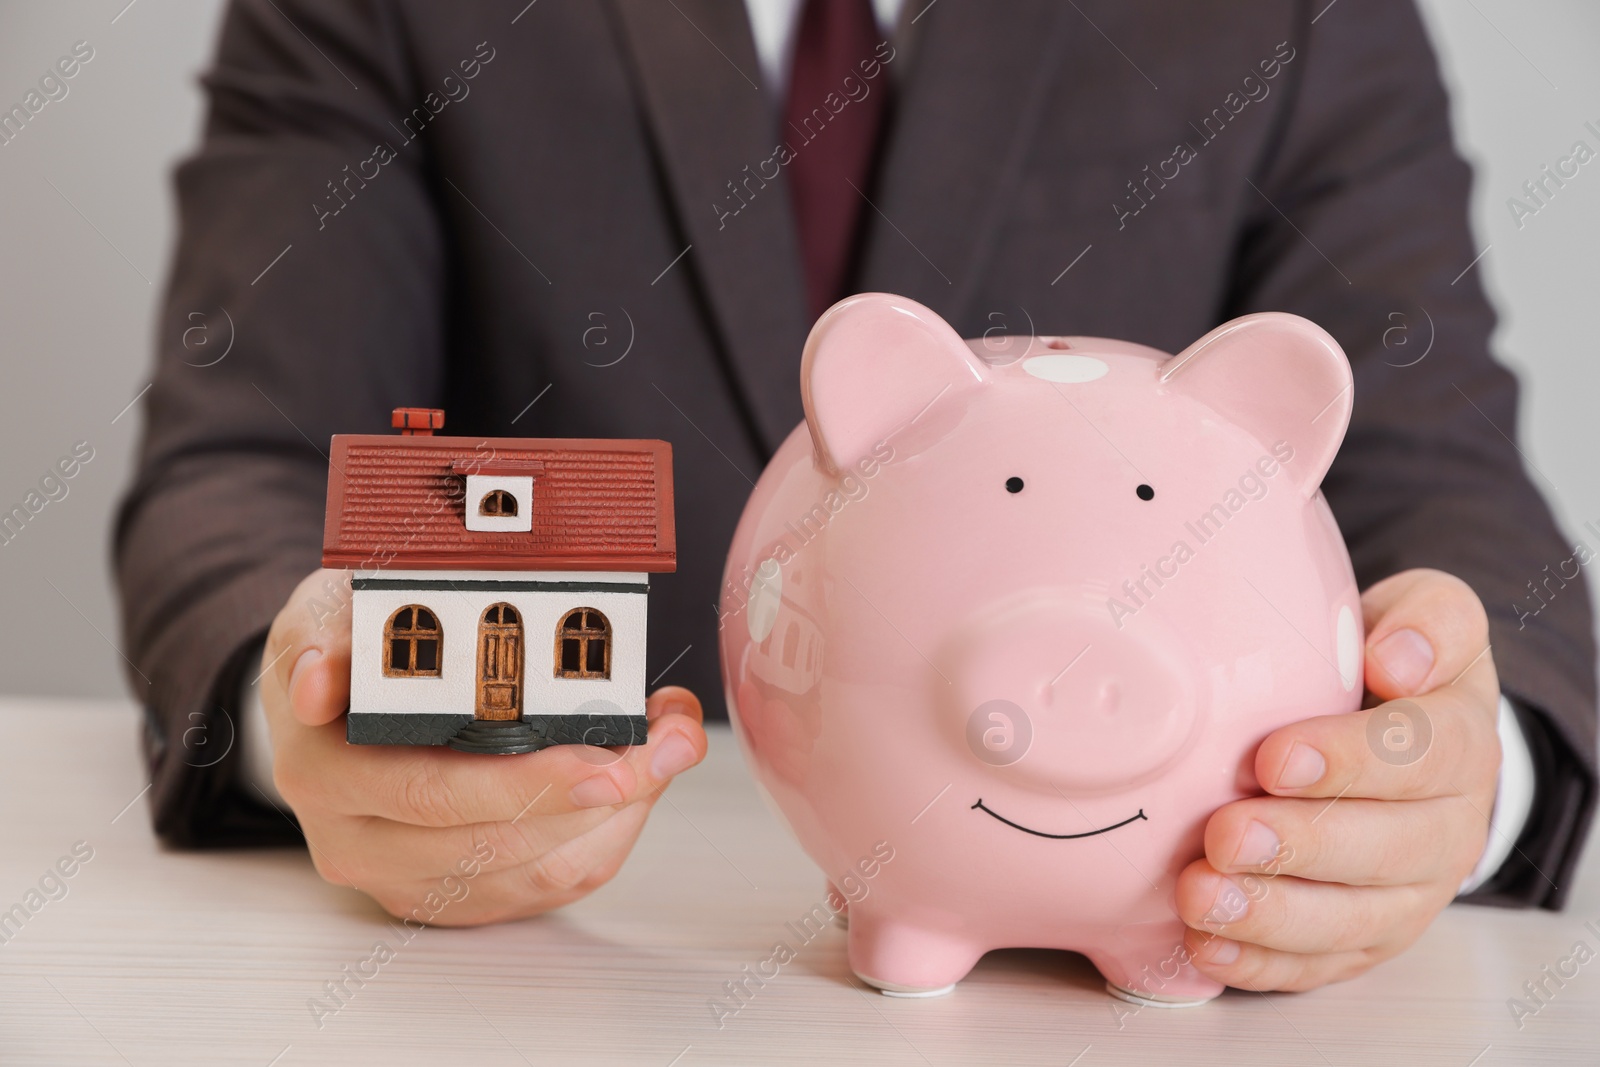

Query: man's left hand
[1176,568,1503,991]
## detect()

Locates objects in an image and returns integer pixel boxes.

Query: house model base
[350,713,649,753]
[323,409,676,754]
[445,716,645,755]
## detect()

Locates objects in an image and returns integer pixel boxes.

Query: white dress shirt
[743,0,905,96]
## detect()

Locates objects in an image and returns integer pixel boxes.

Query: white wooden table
[2,696,1596,1065]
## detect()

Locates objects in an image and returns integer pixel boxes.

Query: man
[116,0,1596,994]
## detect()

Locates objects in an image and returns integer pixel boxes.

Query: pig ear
[801,293,987,474]
[1160,312,1352,497]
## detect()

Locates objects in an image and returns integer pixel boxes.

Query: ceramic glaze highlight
[718,293,1363,1005]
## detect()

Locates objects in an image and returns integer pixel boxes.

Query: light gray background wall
[1,0,228,700]
[0,1,1595,701]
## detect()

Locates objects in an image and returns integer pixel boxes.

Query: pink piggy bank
[718,293,1365,1006]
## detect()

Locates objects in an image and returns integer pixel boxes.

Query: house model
[321,408,676,755]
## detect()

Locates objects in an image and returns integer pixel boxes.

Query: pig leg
[848,911,982,997]
[1086,921,1224,1007]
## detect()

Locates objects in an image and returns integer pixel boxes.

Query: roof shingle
[322,435,675,572]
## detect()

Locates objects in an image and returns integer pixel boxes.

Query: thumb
[1360,568,1493,702]
[263,568,353,727]
[646,684,704,725]
[643,685,708,785]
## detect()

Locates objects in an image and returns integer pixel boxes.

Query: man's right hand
[259,569,708,925]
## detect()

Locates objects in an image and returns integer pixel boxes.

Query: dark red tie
[783,0,889,321]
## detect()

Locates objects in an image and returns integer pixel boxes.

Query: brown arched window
[385,605,441,677]
[479,489,518,517]
[555,608,610,679]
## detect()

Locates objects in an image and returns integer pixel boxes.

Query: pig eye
[1136,484,1155,501]
[1005,477,1025,494]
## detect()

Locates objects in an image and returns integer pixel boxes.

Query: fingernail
[1204,937,1241,965]
[288,648,322,704]
[1276,741,1326,789]
[570,775,625,808]
[1203,876,1251,928]
[1372,627,1434,693]
[1232,819,1281,868]
[660,699,692,720]
[650,734,698,780]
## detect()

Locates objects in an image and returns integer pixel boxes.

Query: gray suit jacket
[115,0,1595,908]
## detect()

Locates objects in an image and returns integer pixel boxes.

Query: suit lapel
[607,0,811,455]
[860,0,1071,329]
[605,0,1072,449]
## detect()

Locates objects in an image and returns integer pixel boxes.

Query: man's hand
[259,569,708,925]
[1177,568,1502,991]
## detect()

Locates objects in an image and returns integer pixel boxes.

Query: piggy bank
[718,293,1364,1006]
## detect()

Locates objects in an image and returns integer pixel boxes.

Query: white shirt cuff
[240,649,287,809]
[1457,693,1536,895]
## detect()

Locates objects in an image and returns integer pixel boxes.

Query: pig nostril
[1042,336,1071,350]
[1097,679,1121,716]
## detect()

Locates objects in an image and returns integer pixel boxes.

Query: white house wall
[350,570,650,719]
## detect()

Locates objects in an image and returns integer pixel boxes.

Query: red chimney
[392,407,444,436]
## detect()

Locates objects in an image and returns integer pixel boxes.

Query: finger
[289,812,374,892]
[637,686,706,787]
[575,685,705,771]
[365,802,656,926]
[1360,569,1494,701]
[308,795,654,885]
[1175,857,1439,956]
[1183,928,1377,993]
[1255,687,1499,801]
[261,568,354,728]
[274,707,708,826]
[429,801,656,925]
[297,692,705,888]
[1203,794,1485,888]
[515,691,705,807]
[648,684,704,724]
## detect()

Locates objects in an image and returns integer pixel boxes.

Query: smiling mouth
[971,799,1148,839]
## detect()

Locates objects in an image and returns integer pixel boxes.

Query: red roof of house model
[321,418,675,572]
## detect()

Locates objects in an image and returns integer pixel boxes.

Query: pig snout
[938,595,1200,793]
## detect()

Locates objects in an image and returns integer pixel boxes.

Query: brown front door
[475,603,523,720]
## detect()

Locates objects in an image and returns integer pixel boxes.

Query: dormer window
[463,473,534,532]
[479,489,518,517]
